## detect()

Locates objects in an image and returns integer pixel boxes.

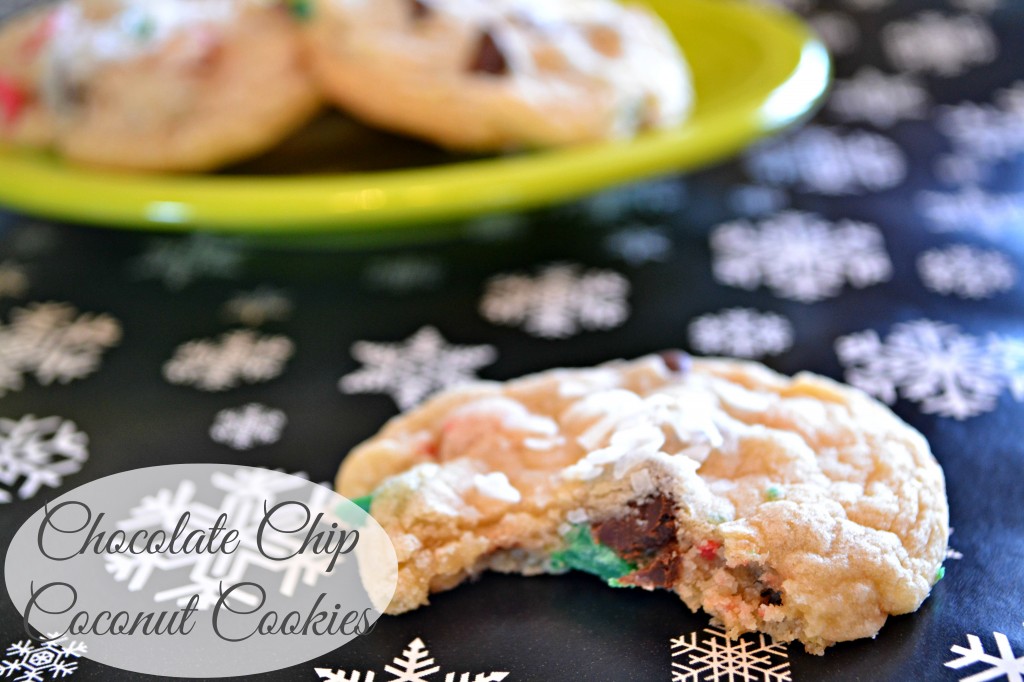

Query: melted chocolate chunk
[760,588,783,606]
[619,551,682,589]
[408,0,431,20]
[659,350,691,374]
[594,495,676,563]
[468,30,508,75]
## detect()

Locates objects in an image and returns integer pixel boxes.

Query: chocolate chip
[760,588,783,606]
[468,30,508,75]
[659,350,691,374]
[408,0,431,20]
[594,495,677,563]
[618,552,682,589]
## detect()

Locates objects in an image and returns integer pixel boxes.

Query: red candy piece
[0,76,27,127]
[20,11,59,59]
[698,539,721,561]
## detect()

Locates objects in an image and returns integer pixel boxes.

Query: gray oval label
[4,464,397,678]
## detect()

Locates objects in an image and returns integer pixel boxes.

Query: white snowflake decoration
[937,82,1024,169]
[131,234,243,290]
[808,11,860,56]
[1,633,87,681]
[222,287,292,327]
[0,261,28,299]
[163,329,294,392]
[828,67,930,128]
[361,256,446,294]
[210,403,287,450]
[743,126,906,195]
[882,12,997,76]
[671,627,791,682]
[105,468,335,609]
[582,178,687,223]
[689,309,794,359]
[339,327,496,409]
[728,186,790,217]
[710,212,892,302]
[603,227,674,266]
[918,188,1024,236]
[917,245,1017,299]
[946,631,1024,681]
[0,302,121,397]
[316,637,509,682]
[480,263,630,338]
[950,0,1000,13]
[835,319,1024,419]
[0,416,88,504]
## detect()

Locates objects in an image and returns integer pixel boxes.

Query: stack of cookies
[0,0,692,171]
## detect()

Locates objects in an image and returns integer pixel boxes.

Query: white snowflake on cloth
[728,186,790,217]
[361,256,446,294]
[581,178,687,223]
[882,12,997,76]
[946,631,1024,681]
[0,261,29,299]
[835,320,1024,419]
[808,11,860,56]
[131,234,243,290]
[210,403,287,450]
[0,302,121,397]
[316,637,509,682]
[709,212,892,302]
[937,82,1024,169]
[743,126,906,195]
[163,330,294,392]
[1,632,86,681]
[917,188,1024,236]
[480,263,630,338]
[950,0,1001,12]
[221,287,293,327]
[828,67,930,128]
[0,416,88,504]
[689,309,794,359]
[105,468,334,609]
[671,627,791,682]
[917,245,1017,299]
[339,327,496,410]
[603,227,674,266]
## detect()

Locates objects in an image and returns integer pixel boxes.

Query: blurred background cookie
[32,0,321,172]
[305,0,692,151]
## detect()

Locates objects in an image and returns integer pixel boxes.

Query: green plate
[0,0,829,233]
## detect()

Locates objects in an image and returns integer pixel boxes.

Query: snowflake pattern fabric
[131,234,243,291]
[316,637,509,682]
[671,627,791,682]
[222,287,293,327]
[710,212,892,302]
[479,263,630,338]
[917,188,1024,237]
[339,327,496,409]
[945,631,1024,681]
[163,330,294,392]
[917,245,1017,299]
[688,309,794,359]
[210,403,287,450]
[0,302,121,397]
[882,12,997,76]
[0,416,88,504]
[0,261,28,300]
[828,67,930,127]
[104,468,335,609]
[1,633,87,681]
[743,127,906,195]
[835,320,1024,419]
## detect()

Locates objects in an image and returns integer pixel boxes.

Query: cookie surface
[305,0,692,151]
[24,0,320,171]
[0,7,58,148]
[338,355,949,654]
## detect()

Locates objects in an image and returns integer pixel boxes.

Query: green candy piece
[550,524,635,585]
[352,494,374,514]
[935,565,946,583]
[765,486,783,501]
[286,0,313,20]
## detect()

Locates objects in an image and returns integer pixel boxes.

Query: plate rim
[0,0,830,232]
